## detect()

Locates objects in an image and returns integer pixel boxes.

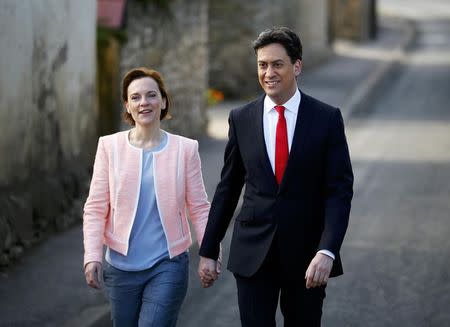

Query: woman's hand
[198,256,219,288]
[84,261,103,289]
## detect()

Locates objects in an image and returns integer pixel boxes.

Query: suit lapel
[279,91,315,191]
[252,96,278,188]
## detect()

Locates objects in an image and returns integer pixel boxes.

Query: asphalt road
[321,12,450,327]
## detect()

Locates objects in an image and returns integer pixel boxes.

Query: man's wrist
[317,249,335,260]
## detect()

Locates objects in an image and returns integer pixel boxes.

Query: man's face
[256,43,302,105]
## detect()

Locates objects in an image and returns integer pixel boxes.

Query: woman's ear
[124,101,130,114]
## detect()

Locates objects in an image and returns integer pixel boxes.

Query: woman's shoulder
[166,131,198,148]
[98,130,128,144]
[93,131,129,155]
[100,130,128,139]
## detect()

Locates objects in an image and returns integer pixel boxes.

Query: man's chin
[265,92,283,104]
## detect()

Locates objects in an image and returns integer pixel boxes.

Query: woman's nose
[140,97,149,105]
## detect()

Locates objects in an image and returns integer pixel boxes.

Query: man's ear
[294,59,302,77]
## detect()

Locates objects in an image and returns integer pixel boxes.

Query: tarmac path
[321,10,450,327]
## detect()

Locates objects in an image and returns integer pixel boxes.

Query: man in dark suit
[198,26,353,326]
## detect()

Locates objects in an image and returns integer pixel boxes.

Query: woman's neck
[129,124,163,149]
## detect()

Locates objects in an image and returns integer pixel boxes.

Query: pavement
[0,15,416,327]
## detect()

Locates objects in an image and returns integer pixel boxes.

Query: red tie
[275,105,288,185]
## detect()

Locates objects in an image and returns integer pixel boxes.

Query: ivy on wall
[97,26,127,48]
[135,0,170,9]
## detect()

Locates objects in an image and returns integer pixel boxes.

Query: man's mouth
[265,80,280,87]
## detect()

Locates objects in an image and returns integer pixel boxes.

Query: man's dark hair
[252,26,303,63]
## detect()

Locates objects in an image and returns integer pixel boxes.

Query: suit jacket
[199,91,354,278]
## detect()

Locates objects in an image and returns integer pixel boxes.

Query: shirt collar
[264,88,301,114]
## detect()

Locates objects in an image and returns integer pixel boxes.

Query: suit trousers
[234,237,326,327]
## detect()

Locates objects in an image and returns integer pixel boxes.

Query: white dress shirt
[262,89,335,260]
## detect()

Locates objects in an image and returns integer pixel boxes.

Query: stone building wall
[119,0,209,138]
[297,0,331,66]
[329,0,377,41]
[0,0,97,265]
[209,0,330,99]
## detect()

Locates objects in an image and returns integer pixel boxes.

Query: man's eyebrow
[257,59,285,63]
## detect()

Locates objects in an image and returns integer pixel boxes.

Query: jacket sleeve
[185,140,210,248]
[83,137,110,267]
[319,109,354,255]
[199,110,246,259]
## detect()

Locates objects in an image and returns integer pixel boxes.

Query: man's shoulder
[301,92,338,114]
[230,96,264,118]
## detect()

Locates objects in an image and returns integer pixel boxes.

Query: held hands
[84,261,103,289]
[198,256,221,288]
[305,252,333,289]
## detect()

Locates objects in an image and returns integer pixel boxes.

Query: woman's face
[125,77,166,127]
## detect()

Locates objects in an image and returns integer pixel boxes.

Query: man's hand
[198,256,219,288]
[84,261,103,289]
[305,252,333,289]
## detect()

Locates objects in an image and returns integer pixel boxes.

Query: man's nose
[266,65,275,77]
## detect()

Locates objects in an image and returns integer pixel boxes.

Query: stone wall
[118,0,209,138]
[0,0,97,265]
[209,0,331,99]
[329,0,377,41]
[297,0,331,66]
[97,36,121,136]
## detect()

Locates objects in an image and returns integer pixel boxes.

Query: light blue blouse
[106,132,169,271]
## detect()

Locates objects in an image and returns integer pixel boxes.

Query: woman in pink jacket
[83,67,217,326]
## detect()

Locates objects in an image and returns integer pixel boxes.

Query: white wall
[0,0,97,185]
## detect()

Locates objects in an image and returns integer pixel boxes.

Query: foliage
[97,26,127,48]
[135,0,170,10]
[206,88,225,106]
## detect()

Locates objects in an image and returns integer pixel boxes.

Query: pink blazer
[83,130,210,266]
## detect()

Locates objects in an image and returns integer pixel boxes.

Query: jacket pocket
[178,212,185,237]
[235,206,254,226]
[110,208,115,233]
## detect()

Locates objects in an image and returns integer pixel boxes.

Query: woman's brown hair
[121,67,171,125]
